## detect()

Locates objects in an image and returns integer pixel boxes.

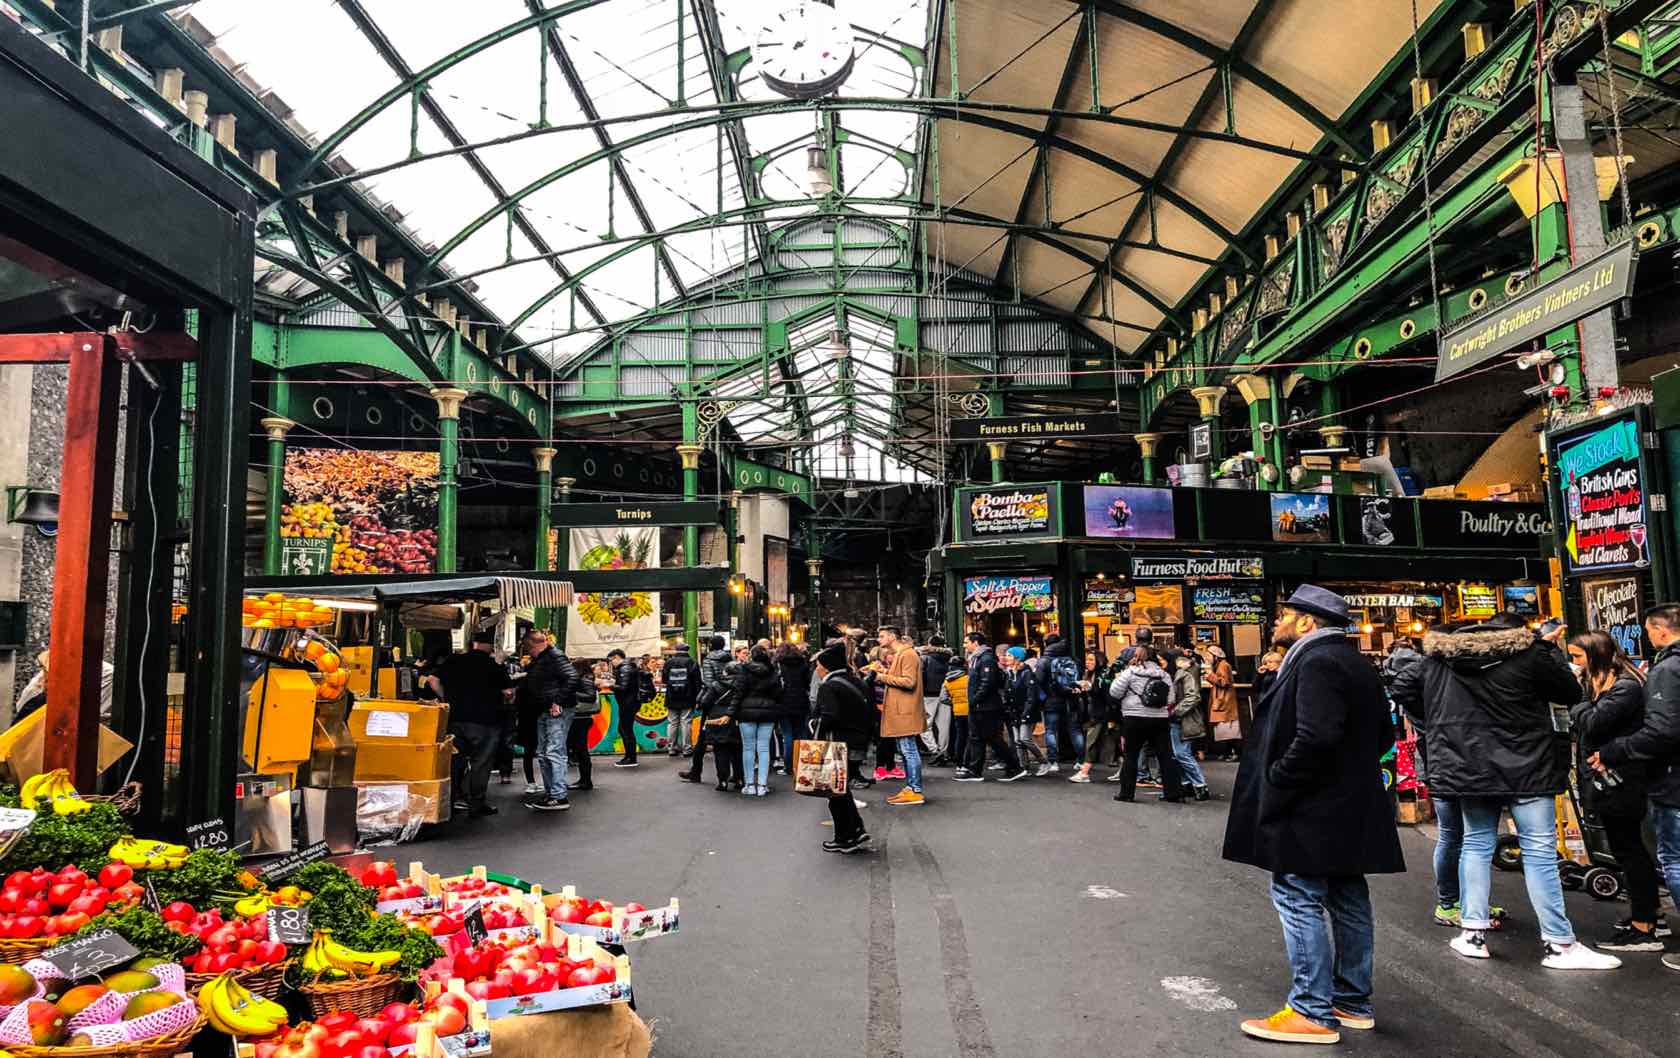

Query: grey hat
[1281,584,1351,627]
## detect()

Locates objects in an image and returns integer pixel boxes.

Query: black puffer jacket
[1599,641,1680,808]
[1569,673,1650,816]
[920,648,952,696]
[775,654,812,722]
[815,671,874,752]
[613,658,642,710]
[733,656,784,723]
[1035,639,1076,710]
[524,646,579,712]
[967,647,1003,712]
[1390,624,1579,798]
[700,647,732,702]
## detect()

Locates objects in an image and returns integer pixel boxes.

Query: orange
[316,653,340,674]
[302,640,327,661]
[325,669,348,689]
[262,592,284,604]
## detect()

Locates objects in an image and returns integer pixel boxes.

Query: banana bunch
[197,971,288,1037]
[20,769,95,816]
[233,893,271,917]
[109,836,188,869]
[300,930,401,978]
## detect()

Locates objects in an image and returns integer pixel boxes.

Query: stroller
[1492,784,1627,901]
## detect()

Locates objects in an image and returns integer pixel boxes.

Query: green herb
[340,913,443,980]
[283,861,355,895]
[141,849,248,911]
[69,905,197,961]
[0,801,127,874]
[302,872,377,938]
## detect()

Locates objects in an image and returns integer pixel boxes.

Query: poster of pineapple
[282,449,440,574]
[566,526,663,656]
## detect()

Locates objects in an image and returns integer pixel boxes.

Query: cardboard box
[354,738,454,781]
[351,699,450,745]
[1395,796,1435,825]
[0,707,134,784]
[1421,485,1465,499]
[341,646,376,697]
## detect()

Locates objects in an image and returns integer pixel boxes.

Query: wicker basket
[297,973,404,1019]
[0,934,58,960]
[85,782,143,818]
[185,959,290,1000]
[8,1013,205,1058]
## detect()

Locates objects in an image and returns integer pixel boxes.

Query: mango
[0,964,35,1006]
[55,984,109,1017]
[22,999,66,1046]
[100,970,159,993]
[121,991,183,1020]
[34,976,69,1004]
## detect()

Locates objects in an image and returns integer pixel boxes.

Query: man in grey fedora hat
[1223,584,1405,1045]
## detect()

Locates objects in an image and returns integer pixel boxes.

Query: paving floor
[412,757,1675,1058]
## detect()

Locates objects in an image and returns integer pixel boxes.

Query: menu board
[963,575,1055,615]
[1583,574,1645,658]
[1457,584,1499,619]
[962,487,1057,539]
[1502,585,1540,615]
[1556,414,1650,574]
[1082,578,1132,618]
[1191,584,1266,623]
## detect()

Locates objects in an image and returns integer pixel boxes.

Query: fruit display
[0,865,146,939]
[347,517,438,575]
[197,970,288,1038]
[417,934,630,1020]
[546,889,678,945]
[282,449,440,574]
[0,955,198,1048]
[107,836,188,870]
[156,904,288,974]
[242,593,336,630]
[246,1003,428,1058]
[298,932,400,981]
[18,771,96,818]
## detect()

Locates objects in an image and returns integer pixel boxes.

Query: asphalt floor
[412,757,1676,1058]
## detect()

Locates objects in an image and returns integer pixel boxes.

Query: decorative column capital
[986,441,1008,463]
[675,444,704,470]
[729,489,743,509]
[532,446,558,475]
[1319,424,1349,449]
[1133,432,1163,459]
[805,557,823,578]
[554,476,577,496]
[1230,374,1272,406]
[429,387,468,420]
[1190,385,1227,418]
[259,416,295,441]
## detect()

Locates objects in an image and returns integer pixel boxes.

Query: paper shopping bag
[792,739,848,797]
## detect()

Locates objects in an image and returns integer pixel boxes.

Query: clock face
[753,2,857,100]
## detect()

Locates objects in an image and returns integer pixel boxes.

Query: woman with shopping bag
[812,642,876,853]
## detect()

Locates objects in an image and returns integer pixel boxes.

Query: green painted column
[553,476,575,646]
[259,416,294,575]
[1232,374,1278,490]
[1135,433,1161,484]
[805,524,823,645]
[531,446,557,629]
[725,490,742,635]
[987,442,1007,483]
[677,439,703,652]
[430,387,467,573]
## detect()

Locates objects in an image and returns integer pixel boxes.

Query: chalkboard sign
[43,929,140,981]
[267,905,311,945]
[258,841,332,885]
[1190,584,1266,623]
[142,877,161,914]
[0,807,37,833]
[185,817,230,851]
[462,902,488,946]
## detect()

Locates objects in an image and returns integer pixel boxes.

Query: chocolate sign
[1583,574,1645,658]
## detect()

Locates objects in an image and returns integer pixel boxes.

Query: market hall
[4,1,1680,1056]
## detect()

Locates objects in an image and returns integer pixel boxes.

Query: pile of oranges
[241,592,336,629]
[295,636,352,701]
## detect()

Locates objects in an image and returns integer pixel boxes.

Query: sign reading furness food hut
[1555,413,1650,574]
[1131,554,1265,580]
[962,487,1058,539]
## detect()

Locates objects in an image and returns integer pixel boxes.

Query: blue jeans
[1042,708,1083,764]
[1169,723,1206,788]
[1653,805,1680,904]
[1432,798,1463,907]
[777,718,802,764]
[537,708,573,799]
[739,722,774,788]
[1269,873,1374,1028]
[1459,796,1573,944]
[896,736,923,792]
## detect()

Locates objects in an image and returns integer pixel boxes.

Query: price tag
[0,807,36,833]
[141,877,162,914]
[462,902,488,946]
[184,817,230,851]
[267,905,311,945]
[43,929,140,982]
[258,841,332,885]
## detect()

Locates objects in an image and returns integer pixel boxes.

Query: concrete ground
[415,759,1675,1058]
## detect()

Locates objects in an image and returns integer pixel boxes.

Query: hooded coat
[1222,632,1405,877]
[1389,624,1579,799]
[1598,641,1680,808]
[733,655,784,723]
[775,652,813,722]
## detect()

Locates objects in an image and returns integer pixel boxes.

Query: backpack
[1140,674,1172,712]
[666,658,690,691]
[1049,655,1080,693]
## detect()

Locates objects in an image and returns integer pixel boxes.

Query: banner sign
[962,487,1057,539]
[1436,240,1635,381]
[284,449,439,574]
[1190,584,1266,623]
[1417,501,1550,550]
[963,575,1055,615]
[1132,584,1185,624]
[1270,493,1333,543]
[1082,579,1132,618]
[1132,554,1265,580]
[551,502,718,527]
[1583,574,1645,658]
[567,527,662,656]
[1081,485,1174,539]
[950,413,1125,442]
[1556,415,1649,573]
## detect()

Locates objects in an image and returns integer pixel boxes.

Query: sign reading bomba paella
[963,575,1055,615]
[1555,414,1649,574]
[962,487,1057,539]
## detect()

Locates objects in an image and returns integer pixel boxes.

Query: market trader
[609,648,643,767]
[429,631,514,819]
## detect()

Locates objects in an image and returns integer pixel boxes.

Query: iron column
[1134,433,1162,484]
[430,387,467,573]
[259,416,294,574]
[676,442,703,651]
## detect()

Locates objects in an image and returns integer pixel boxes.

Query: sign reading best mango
[1435,241,1634,381]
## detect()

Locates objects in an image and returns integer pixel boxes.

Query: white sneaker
[1069,771,1091,783]
[1450,930,1490,960]
[1034,763,1055,777]
[1541,942,1621,970]
[1106,770,1123,782]
[853,797,868,808]
[524,783,543,796]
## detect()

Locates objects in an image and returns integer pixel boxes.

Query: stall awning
[247,574,573,609]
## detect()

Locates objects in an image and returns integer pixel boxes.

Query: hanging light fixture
[826,328,850,360]
[806,144,833,196]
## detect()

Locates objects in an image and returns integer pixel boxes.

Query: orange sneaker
[886,789,925,807]
[1239,1006,1341,1045]
[1332,1008,1374,1030]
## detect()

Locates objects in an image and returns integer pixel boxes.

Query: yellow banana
[198,972,287,1037]
[316,931,400,975]
[19,770,58,804]
[300,935,333,976]
[234,894,270,917]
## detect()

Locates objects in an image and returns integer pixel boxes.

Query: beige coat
[1206,658,1239,724]
[876,643,925,738]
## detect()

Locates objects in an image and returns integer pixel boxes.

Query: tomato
[96,864,132,889]
[254,941,289,964]
[161,901,196,923]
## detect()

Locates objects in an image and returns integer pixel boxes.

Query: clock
[753,2,857,100]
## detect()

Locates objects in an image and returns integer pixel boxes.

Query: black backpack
[1140,674,1172,711]
[666,657,691,692]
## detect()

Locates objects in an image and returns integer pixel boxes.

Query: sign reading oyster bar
[1558,416,1648,573]
[965,488,1055,538]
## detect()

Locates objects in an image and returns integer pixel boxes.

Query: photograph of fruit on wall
[282,449,440,574]
[567,527,663,656]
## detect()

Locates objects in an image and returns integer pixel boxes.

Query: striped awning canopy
[491,577,573,609]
